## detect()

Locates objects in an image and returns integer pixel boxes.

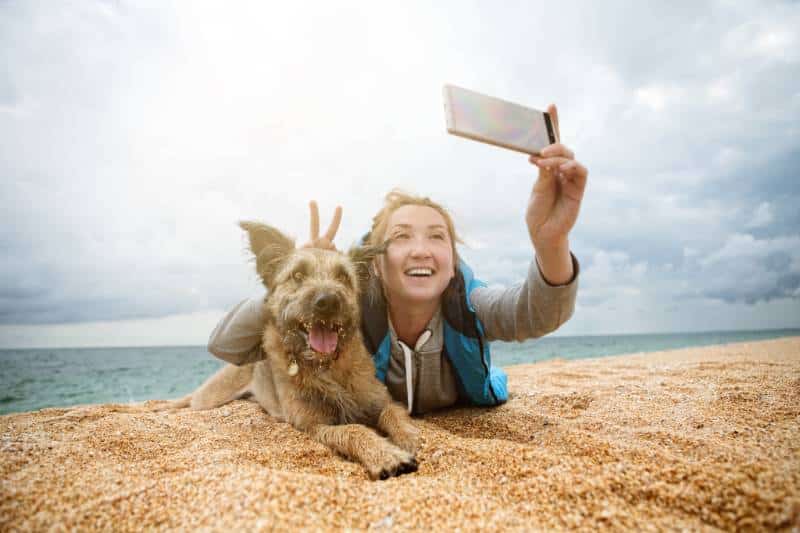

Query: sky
[1,0,799,348]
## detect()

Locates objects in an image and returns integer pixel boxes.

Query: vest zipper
[477,330,498,404]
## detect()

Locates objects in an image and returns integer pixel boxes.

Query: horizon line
[1,326,799,351]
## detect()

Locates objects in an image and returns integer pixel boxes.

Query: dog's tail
[39,397,195,420]
[145,394,192,412]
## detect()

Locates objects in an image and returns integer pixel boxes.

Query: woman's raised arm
[526,104,588,286]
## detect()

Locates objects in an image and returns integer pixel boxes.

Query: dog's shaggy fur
[157,222,419,480]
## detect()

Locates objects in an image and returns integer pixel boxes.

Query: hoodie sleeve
[207,294,268,365]
[469,252,579,342]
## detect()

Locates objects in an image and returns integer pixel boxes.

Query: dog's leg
[308,423,418,480]
[284,397,417,480]
[186,363,254,410]
[147,394,192,411]
[349,368,420,455]
[377,402,420,455]
[250,360,284,421]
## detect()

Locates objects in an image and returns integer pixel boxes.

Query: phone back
[443,84,555,155]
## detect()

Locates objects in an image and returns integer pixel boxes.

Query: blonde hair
[366,189,462,261]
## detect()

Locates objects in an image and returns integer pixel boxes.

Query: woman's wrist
[534,239,574,286]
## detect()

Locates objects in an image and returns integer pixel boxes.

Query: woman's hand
[526,104,588,284]
[301,201,342,250]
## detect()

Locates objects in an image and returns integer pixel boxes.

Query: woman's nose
[409,236,432,257]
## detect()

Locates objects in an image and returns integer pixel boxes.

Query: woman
[208,104,588,415]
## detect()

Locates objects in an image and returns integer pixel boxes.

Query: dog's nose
[313,293,340,314]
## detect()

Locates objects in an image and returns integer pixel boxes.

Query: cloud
[634,85,686,112]
[746,202,774,229]
[692,233,800,304]
[1,1,799,344]
[723,10,800,63]
[574,249,649,307]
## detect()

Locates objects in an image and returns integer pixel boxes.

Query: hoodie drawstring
[396,329,432,414]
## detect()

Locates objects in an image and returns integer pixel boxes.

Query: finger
[559,160,588,177]
[529,155,548,171]
[557,164,588,201]
[323,205,342,242]
[309,201,320,241]
[540,143,574,160]
[547,103,561,143]
[533,156,572,169]
[559,161,589,186]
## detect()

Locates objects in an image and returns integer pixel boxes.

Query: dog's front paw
[391,425,421,455]
[366,444,418,481]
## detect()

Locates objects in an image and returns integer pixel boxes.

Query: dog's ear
[239,221,296,288]
[348,241,387,290]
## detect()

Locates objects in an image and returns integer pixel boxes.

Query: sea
[1,328,798,415]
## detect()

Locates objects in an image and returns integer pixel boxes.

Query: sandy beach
[1,337,798,531]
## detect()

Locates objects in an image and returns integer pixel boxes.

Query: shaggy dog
[158,222,419,480]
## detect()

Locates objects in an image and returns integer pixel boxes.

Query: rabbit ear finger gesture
[303,201,343,250]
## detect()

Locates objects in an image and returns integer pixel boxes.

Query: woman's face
[376,204,456,308]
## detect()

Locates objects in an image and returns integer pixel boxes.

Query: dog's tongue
[309,324,338,355]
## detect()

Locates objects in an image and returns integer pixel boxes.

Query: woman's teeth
[405,268,433,277]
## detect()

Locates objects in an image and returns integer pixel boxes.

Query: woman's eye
[392,233,409,240]
[430,233,446,240]
[293,271,304,282]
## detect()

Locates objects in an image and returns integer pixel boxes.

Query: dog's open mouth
[299,320,343,356]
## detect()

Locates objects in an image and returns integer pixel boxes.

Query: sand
[1,337,799,531]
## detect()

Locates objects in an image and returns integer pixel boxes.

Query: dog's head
[240,221,384,364]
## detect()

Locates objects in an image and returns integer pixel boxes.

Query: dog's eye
[293,271,304,282]
[333,265,352,286]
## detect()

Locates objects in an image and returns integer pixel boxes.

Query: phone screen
[444,85,555,155]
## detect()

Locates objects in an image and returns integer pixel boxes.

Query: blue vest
[359,259,508,407]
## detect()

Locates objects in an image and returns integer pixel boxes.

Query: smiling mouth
[405,267,434,277]
[298,320,343,355]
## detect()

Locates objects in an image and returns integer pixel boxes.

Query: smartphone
[443,84,557,155]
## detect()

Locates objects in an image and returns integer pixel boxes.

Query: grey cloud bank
[1,1,798,347]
